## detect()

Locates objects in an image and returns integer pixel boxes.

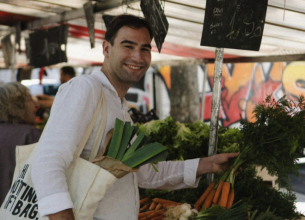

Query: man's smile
[126,64,142,70]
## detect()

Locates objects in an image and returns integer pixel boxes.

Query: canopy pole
[11,33,16,82]
[200,63,208,122]
[207,47,224,183]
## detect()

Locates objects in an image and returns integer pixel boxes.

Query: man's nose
[131,49,143,62]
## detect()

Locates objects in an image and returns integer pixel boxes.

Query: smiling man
[31,14,238,220]
[102,22,152,99]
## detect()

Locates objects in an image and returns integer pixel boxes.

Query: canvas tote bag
[0,86,117,220]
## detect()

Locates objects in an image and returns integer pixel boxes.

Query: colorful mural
[159,61,305,128]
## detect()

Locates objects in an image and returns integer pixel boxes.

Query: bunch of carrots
[138,197,181,220]
[194,156,243,211]
[194,180,234,211]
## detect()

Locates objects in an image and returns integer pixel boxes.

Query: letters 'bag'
[0,87,116,220]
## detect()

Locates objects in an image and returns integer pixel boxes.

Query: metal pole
[200,63,208,122]
[207,47,224,183]
[11,33,16,82]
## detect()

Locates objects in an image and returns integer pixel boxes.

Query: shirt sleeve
[31,77,100,217]
[137,158,201,190]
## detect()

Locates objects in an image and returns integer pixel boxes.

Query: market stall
[0,0,305,219]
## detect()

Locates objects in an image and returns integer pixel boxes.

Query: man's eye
[125,45,133,49]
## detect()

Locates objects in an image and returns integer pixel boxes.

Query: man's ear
[103,41,110,58]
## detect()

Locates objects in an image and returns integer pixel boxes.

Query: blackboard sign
[1,34,13,67]
[83,1,95,48]
[201,0,268,51]
[29,24,68,67]
[141,0,169,53]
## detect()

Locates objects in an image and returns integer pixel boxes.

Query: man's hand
[35,94,54,109]
[196,153,239,177]
[48,209,75,220]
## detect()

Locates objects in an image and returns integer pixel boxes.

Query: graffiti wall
[158,61,305,128]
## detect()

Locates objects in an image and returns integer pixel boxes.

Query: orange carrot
[194,181,216,210]
[140,204,149,211]
[162,202,181,208]
[149,201,157,210]
[138,213,146,219]
[139,210,154,217]
[202,188,216,209]
[140,197,151,207]
[151,216,165,220]
[217,182,231,208]
[155,203,163,210]
[146,210,166,219]
[139,210,166,220]
[213,180,224,205]
[152,198,181,206]
[226,188,235,209]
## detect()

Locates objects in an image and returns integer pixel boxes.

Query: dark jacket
[0,123,42,206]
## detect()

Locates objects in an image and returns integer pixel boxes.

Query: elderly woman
[0,82,42,206]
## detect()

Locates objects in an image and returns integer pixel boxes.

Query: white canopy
[0,0,304,67]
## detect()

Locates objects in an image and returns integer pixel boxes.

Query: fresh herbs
[239,95,305,187]
[234,166,300,219]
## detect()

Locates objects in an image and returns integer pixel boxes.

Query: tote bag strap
[89,88,108,160]
[75,86,107,158]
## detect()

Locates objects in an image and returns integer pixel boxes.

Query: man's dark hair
[104,14,154,45]
[61,66,76,78]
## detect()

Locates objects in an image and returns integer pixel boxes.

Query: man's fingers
[227,152,240,158]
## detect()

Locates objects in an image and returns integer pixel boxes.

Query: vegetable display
[138,197,181,219]
[136,95,305,219]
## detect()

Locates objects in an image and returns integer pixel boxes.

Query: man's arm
[48,209,74,220]
[196,152,239,177]
[31,78,100,217]
[35,94,55,109]
[137,153,239,190]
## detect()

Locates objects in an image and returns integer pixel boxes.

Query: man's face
[103,26,152,85]
[60,70,71,84]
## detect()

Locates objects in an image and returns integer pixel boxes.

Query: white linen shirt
[31,70,200,220]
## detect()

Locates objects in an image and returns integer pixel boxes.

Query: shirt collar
[91,70,115,92]
[90,70,129,110]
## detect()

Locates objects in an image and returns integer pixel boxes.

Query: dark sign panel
[141,0,169,53]
[83,1,95,48]
[201,0,268,51]
[1,34,13,67]
[29,24,68,67]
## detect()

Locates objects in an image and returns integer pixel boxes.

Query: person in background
[59,66,76,84]
[0,82,42,206]
[36,66,76,109]
[31,14,239,220]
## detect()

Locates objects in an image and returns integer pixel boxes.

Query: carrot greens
[237,94,305,187]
